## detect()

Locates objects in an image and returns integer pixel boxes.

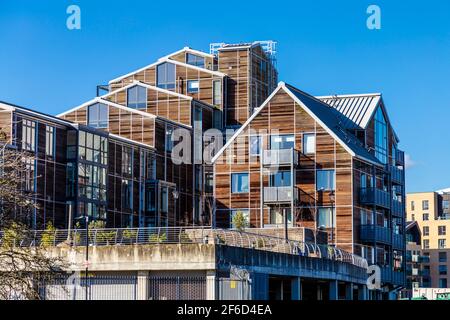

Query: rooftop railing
[0,226,368,269]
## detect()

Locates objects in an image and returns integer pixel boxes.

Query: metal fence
[0,226,368,269]
[218,278,251,300]
[148,276,206,300]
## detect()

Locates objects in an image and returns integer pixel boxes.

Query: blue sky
[0,0,449,192]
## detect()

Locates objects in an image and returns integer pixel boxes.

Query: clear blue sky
[0,0,449,192]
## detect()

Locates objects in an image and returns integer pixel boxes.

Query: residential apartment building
[407,191,450,288]
[212,82,406,294]
[0,40,406,295]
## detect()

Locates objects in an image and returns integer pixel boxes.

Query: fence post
[206,271,217,300]
[136,271,149,300]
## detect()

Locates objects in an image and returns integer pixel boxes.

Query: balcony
[359,187,390,209]
[262,149,298,167]
[392,271,406,286]
[360,225,392,245]
[392,233,405,250]
[381,266,392,283]
[395,149,405,166]
[264,186,297,203]
[388,165,404,185]
[392,199,404,217]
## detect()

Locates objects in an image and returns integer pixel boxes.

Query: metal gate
[218,278,251,300]
[147,276,206,300]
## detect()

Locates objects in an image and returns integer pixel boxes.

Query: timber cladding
[108,62,224,107]
[0,110,12,142]
[213,89,354,251]
[103,86,192,126]
[61,104,155,147]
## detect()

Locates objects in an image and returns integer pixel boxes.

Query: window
[423,213,429,221]
[161,187,168,214]
[374,107,388,164]
[317,208,335,228]
[423,239,430,249]
[411,201,415,211]
[422,200,429,210]
[205,172,213,193]
[439,226,447,236]
[186,53,205,68]
[231,173,249,193]
[213,80,221,106]
[88,103,108,128]
[423,226,429,236]
[157,62,175,90]
[439,279,448,289]
[165,127,174,153]
[127,85,147,109]
[45,126,55,158]
[269,208,292,226]
[122,179,132,210]
[230,210,249,228]
[360,209,374,225]
[22,119,36,151]
[250,136,261,156]
[270,134,294,150]
[411,214,415,221]
[269,171,291,187]
[187,80,199,93]
[439,265,447,276]
[121,146,133,175]
[316,170,335,191]
[439,252,447,263]
[443,200,450,210]
[23,158,35,192]
[303,133,315,154]
[438,239,447,249]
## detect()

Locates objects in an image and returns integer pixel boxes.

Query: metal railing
[392,199,404,217]
[388,165,404,185]
[360,225,392,245]
[262,149,297,166]
[0,226,368,269]
[263,186,297,202]
[359,187,390,209]
[395,149,405,166]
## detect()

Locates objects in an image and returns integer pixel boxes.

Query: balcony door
[269,207,293,227]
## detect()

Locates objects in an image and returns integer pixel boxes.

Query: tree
[232,211,249,232]
[0,131,67,299]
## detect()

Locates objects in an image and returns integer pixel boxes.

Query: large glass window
[250,135,261,156]
[88,103,108,128]
[422,200,429,210]
[316,170,335,191]
[22,119,36,151]
[23,158,35,192]
[439,252,447,263]
[127,85,147,109]
[270,134,294,150]
[439,265,447,275]
[186,53,205,68]
[231,173,249,193]
[157,62,175,90]
[121,146,133,175]
[45,125,55,158]
[187,80,199,93]
[317,207,335,228]
[303,133,315,154]
[269,208,292,226]
[122,179,132,210]
[269,171,291,187]
[374,107,388,164]
[438,239,447,249]
[213,80,221,106]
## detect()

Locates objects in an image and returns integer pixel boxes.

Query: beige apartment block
[407,192,450,288]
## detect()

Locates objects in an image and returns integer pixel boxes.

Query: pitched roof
[108,56,226,84]
[211,82,382,166]
[316,93,381,129]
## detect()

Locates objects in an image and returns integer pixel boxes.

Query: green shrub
[148,233,167,243]
[232,211,249,232]
[41,222,57,247]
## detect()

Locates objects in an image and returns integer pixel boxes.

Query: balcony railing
[395,149,405,166]
[262,149,298,167]
[381,266,392,283]
[392,199,404,217]
[392,271,406,286]
[360,225,392,245]
[359,188,390,209]
[392,233,405,250]
[264,186,297,203]
[387,165,404,185]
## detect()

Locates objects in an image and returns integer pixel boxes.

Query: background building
[406,190,450,288]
